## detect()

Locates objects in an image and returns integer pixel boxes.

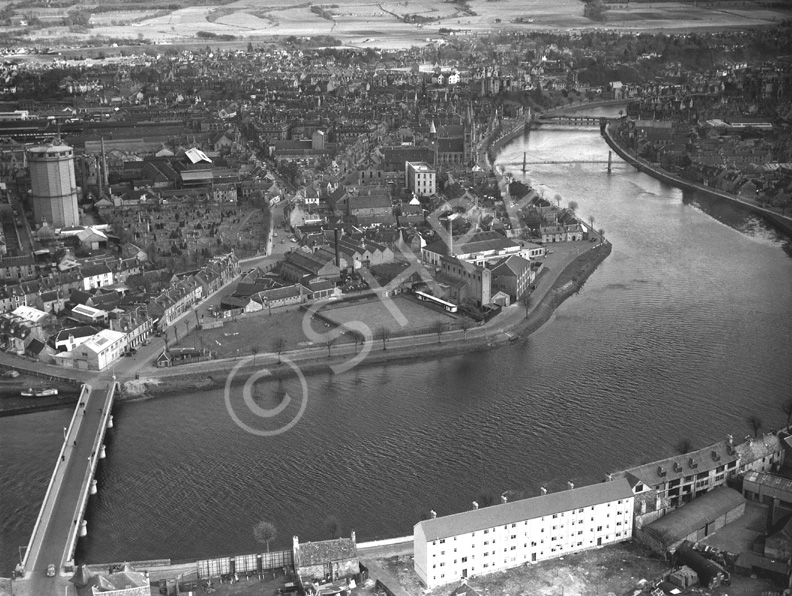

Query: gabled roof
[297,538,357,567]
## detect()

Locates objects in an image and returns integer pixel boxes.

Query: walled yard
[315,295,458,335]
[106,200,269,269]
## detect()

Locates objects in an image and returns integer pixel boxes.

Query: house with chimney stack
[608,433,784,532]
[413,480,634,589]
[293,532,359,583]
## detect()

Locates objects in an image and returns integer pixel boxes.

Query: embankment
[602,122,792,238]
[125,242,612,398]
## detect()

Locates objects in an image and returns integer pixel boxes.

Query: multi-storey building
[611,434,784,530]
[414,480,634,589]
[405,161,436,197]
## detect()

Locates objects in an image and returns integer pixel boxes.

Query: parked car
[47,564,56,577]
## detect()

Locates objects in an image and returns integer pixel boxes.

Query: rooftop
[416,479,633,541]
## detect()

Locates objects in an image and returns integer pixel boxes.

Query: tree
[250,344,260,366]
[253,520,277,553]
[583,0,608,21]
[782,398,792,429]
[323,515,340,539]
[374,326,391,351]
[748,415,763,438]
[476,491,495,508]
[677,438,693,454]
[272,337,286,363]
[521,293,532,319]
[588,215,595,231]
[553,194,562,209]
[325,336,337,358]
[459,317,473,340]
[433,321,445,343]
[567,200,579,213]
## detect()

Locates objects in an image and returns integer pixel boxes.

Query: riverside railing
[18,384,91,576]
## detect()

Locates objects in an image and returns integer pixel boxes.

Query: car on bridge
[47,564,56,577]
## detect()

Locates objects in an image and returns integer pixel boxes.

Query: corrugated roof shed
[643,487,745,550]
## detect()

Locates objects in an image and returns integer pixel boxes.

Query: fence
[197,549,293,579]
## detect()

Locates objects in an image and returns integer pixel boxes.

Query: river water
[2,117,792,573]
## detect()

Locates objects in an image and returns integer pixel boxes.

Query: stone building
[293,533,359,583]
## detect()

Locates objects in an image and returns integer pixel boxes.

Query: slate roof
[298,537,358,567]
[416,479,633,541]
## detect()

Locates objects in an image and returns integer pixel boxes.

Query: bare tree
[521,293,532,319]
[250,344,260,366]
[272,337,286,364]
[433,320,445,343]
[459,317,473,340]
[374,326,391,351]
[748,415,763,438]
[323,515,340,539]
[253,520,277,553]
[325,335,337,358]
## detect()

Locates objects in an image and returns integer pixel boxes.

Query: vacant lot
[316,295,457,335]
[382,542,669,596]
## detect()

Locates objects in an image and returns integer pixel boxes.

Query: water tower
[27,141,80,228]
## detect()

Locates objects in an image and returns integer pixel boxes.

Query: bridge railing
[62,382,116,571]
[19,384,91,576]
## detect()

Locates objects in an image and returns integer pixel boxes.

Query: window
[461,557,467,563]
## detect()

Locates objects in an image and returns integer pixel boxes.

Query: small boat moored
[21,387,59,397]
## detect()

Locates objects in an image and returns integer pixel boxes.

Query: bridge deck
[16,383,116,595]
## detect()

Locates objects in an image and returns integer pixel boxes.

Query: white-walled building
[414,480,634,589]
[73,328,127,370]
[405,161,436,197]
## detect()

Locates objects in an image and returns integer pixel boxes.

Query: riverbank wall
[602,122,792,238]
[124,241,612,399]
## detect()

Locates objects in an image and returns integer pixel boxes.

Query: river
[2,117,791,573]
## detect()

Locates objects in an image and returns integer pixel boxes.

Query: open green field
[1,0,790,50]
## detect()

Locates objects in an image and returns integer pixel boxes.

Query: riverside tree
[253,520,277,553]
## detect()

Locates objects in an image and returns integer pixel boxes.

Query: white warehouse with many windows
[414,479,635,588]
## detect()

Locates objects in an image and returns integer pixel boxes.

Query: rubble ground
[381,542,669,596]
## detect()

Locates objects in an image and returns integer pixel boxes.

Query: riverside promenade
[12,382,117,596]
[602,121,792,234]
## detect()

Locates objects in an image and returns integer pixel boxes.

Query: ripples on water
[3,126,792,572]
